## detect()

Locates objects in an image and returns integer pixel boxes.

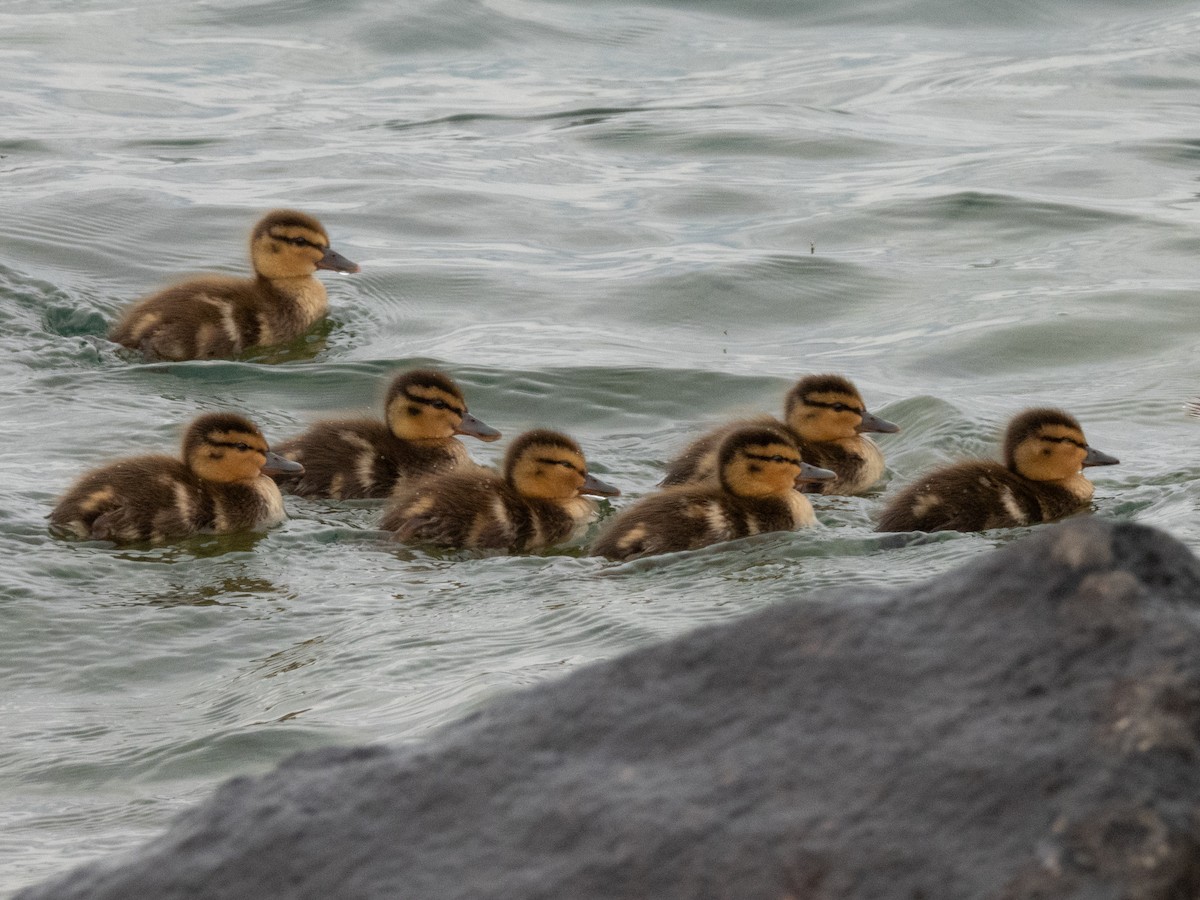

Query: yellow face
[1011,424,1091,482]
[251,223,332,280]
[387,384,470,441]
[722,440,803,498]
[189,428,272,484]
[786,389,867,443]
[510,445,591,500]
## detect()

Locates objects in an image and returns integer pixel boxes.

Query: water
[4,0,1200,891]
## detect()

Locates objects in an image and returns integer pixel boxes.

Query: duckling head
[384,369,501,443]
[717,426,836,498]
[504,429,620,500]
[783,374,899,443]
[249,209,359,281]
[184,412,303,484]
[1004,407,1119,482]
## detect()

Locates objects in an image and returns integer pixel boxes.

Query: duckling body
[110,210,359,361]
[382,429,619,553]
[661,374,898,495]
[50,413,302,544]
[876,407,1119,534]
[273,369,500,500]
[593,425,835,561]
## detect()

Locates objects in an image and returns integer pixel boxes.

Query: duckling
[50,412,303,544]
[661,374,899,495]
[272,369,501,500]
[592,425,835,561]
[875,407,1119,534]
[109,209,359,361]
[382,429,619,552]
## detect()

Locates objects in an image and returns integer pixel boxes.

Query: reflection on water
[142,576,282,609]
[249,636,326,679]
[105,532,270,564]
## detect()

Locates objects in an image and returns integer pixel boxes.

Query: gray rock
[19,520,1200,900]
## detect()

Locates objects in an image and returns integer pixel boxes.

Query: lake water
[4,0,1200,891]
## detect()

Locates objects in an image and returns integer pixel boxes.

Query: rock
[19,520,1200,900]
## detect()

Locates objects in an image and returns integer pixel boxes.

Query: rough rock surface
[19,520,1200,900]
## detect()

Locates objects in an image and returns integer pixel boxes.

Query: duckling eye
[235,442,250,452]
[274,235,319,249]
[431,400,448,410]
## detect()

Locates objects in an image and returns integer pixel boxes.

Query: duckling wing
[50,457,206,543]
[273,421,396,500]
[276,423,471,500]
[110,279,265,361]
[59,498,173,544]
[592,491,714,560]
[383,473,517,550]
[388,504,516,551]
[876,462,1039,533]
[390,513,439,544]
[590,507,658,560]
[89,505,147,543]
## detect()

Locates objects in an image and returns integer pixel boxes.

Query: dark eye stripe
[404,393,464,416]
[803,398,863,415]
[1041,435,1086,449]
[209,440,264,452]
[271,233,324,250]
[745,451,799,465]
[536,457,580,472]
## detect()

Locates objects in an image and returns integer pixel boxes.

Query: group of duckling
[50,209,1122,560]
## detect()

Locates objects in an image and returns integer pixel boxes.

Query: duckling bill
[110,209,359,361]
[662,373,898,496]
[592,425,834,561]
[876,407,1119,534]
[50,412,302,544]
[273,369,501,500]
[382,429,618,553]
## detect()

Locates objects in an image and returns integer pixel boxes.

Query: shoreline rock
[19,520,1200,900]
